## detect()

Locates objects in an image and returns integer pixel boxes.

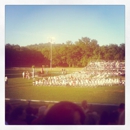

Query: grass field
[5,67,125,106]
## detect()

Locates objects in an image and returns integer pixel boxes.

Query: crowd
[32,74,123,87]
[32,61,125,87]
[22,71,32,79]
[84,61,125,77]
[5,100,125,125]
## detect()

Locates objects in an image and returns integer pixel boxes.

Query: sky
[5,5,125,46]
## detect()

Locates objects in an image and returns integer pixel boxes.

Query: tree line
[5,37,125,68]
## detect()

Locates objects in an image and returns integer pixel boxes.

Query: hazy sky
[5,5,125,46]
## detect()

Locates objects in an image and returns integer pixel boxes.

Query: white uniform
[5,76,8,84]
[22,72,25,78]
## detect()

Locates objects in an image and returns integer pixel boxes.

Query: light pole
[48,37,55,72]
[50,38,52,70]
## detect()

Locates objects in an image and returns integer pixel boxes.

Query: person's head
[10,105,26,120]
[45,101,85,125]
[81,100,88,110]
[118,103,125,113]
[119,103,125,109]
[38,106,47,116]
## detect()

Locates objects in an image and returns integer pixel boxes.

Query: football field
[5,67,125,105]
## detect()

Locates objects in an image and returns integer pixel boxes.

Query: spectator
[31,105,47,125]
[109,111,119,125]
[44,101,86,125]
[25,106,37,125]
[117,103,125,125]
[81,100,90,114]
[99,111,109,125]
[5,103,13,124]
[118,109,125,125]
[108,103,125,125]
[84,111,100,125]
[8,105,27,125]
[32,107,39,118]
[118,103,125,114]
